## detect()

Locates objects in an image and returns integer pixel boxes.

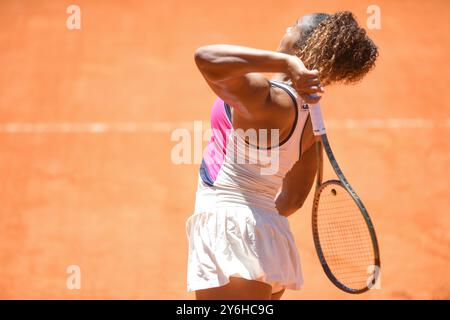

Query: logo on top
[301,104,309,110]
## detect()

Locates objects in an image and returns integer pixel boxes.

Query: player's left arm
[275,144,317,217]
[275,120,317,217]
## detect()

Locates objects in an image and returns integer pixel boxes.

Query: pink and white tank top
[197,81,310,214]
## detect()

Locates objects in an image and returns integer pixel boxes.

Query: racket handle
[307,95,326,136]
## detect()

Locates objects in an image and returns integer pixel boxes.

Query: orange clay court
[0,0,449,299]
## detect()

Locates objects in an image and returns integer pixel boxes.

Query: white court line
[0,122,195,133]
[326,118,437,129]
[0,119,448,133]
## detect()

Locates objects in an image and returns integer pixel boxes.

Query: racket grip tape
[308,100,326,136]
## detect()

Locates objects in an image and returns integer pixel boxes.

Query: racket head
[312,179,380,294]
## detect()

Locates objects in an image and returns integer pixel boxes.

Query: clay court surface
[0,0,449,299]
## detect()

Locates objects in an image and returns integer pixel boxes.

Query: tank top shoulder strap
[269,80,299,105]
[269,80,310,157]
[266,80,299,148]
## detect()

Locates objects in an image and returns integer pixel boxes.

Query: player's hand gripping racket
[308,102,380,294]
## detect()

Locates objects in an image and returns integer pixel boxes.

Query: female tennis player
[186,11,378,300]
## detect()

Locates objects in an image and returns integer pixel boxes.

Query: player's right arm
[194,45,322,116]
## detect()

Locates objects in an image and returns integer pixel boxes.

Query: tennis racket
[308,101,380,294]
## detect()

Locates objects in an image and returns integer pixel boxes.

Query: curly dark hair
[294,11,378,85]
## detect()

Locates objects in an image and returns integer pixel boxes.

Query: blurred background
[0,0,449,299]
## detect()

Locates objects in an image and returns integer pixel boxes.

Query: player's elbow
[194,46,208,65]
[194,46,215,69]
[194,46,223,81]
[294,199,306,210]
[276,191,305,217]
[290,193,308,212]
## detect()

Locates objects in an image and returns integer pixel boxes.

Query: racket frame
[310,105,381,294]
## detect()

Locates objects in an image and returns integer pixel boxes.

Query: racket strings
[315,183,376,290]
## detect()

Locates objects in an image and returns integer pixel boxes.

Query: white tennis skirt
[186,181,304,293]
